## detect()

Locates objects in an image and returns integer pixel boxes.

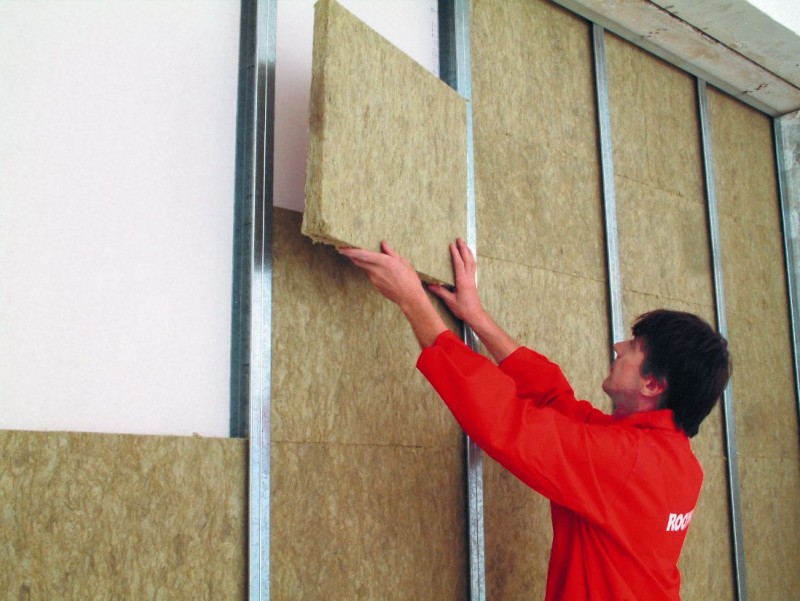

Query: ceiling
[553,0,800,116]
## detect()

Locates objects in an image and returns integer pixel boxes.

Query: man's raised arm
[340,238,520,363]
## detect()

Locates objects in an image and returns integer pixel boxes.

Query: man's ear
[641,375,667,400]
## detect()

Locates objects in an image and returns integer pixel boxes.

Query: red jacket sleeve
[417,331,636,523]
[498,345,609,423]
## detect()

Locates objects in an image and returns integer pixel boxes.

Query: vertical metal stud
[592,24,625,348]
[439,1,485,599]
[697,79,748,601]
[775,109,800,441]
[232,0,277,598]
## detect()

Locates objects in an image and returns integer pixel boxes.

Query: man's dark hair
[632,309,731,437]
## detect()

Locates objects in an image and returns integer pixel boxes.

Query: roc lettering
[666,510,694,532]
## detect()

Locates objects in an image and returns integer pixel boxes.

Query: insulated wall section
[708,89,800,601]
[471,1,608,599]
[271,4,469,594]
[604,34,734,600]
[270,208,468,599]
[0,430,246,598]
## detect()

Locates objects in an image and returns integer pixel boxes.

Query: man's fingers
[340,242,401,263]
[339,247,384,265]
[379,240,399,258]
[346,256,372,269]
[450,241,467,279]
[456,238,476,272]
[451,238,477,286]
[428,283,454,304]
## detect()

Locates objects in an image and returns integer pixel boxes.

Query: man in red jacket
[341,238,731,601]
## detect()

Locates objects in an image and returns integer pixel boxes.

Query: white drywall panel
[0,0,240,436]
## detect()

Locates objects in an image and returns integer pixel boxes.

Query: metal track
[697,79,748,601]
[232,0,278,598]
[592,25,625,348]
[775,110,800,454]
[438,1,485,599]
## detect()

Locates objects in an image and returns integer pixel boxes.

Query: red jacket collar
[614,409,681,433]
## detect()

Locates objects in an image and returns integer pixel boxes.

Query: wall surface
[471,1,608,598]
[605,33,735,599]
[3,0,798,599]
[0,0,240,437]
[270,209,468,599]
[709,88,800,600]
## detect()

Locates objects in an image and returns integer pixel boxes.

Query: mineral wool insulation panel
[710,88,800,600]
[1,430,246,598]
[302,0,467,285]
[470,1,606,599]
[272,208,467,598]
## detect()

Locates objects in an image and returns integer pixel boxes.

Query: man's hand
[339,241,427,311]
[340,238,519,358]
[427,238,485,325]
[339,241,447,347]
[432,238,521,363]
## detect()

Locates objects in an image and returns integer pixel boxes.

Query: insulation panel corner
[302,0,468,285]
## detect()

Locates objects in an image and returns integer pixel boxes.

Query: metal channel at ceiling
[697,79,748,601]
[438,1,486,599]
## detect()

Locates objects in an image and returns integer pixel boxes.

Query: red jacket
[417,331,702,601]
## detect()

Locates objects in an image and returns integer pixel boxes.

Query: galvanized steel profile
[697,79,748,601]
[232,0,277,598]
[775,110,800,445]
[438,0,486,599]
[592,24,625,348]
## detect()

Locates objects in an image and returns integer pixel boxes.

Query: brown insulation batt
[0,430,246,599]
[302,0,467,285]
[271,207,468,599]
[470,1,606,599]
[605,34,734,599]
[709,88,800,599]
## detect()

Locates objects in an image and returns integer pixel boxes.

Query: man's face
[602,337,649,416]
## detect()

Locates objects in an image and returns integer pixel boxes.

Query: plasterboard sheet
[302,0,467,285]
